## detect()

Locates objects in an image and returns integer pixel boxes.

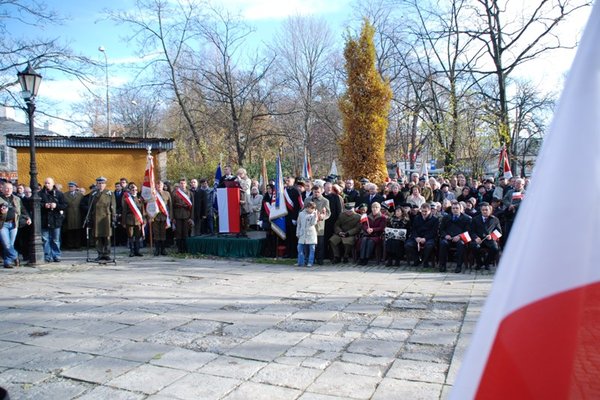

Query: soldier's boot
[128,239,135,257]
[160,241,168,256]
[153,242,160,256]
[134,239,143,256]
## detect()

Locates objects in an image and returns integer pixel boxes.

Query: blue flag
[269,155,287,240]
[214,163,223,188]
[213,163,223,212]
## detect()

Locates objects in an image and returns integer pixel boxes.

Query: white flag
[329,160,338,177]
[451,5,600,399]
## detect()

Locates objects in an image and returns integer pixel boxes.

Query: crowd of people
[257,172,527,272]
[0,167,526,272]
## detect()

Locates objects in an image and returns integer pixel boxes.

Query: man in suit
[342,179,360,204]
[469,202,502,270]
[190,178,207,236]
[438,201,472,273]
[285,177,302,259]
[502,178,525,240]
[405,202,439,268]
[359,183,384,214]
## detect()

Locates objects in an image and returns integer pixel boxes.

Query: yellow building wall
[16,148,151,190]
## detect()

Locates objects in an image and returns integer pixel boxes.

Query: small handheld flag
[459,231,471,244]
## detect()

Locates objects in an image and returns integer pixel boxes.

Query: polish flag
[451,5,600,399]
[141,152,159,218]
[459,231,471,244]
[383,199,394,209]
[490,229,502,241]
[216,187,240,234]
[511,191,524,201]
[359,213,368,224]
[498,145,513,179]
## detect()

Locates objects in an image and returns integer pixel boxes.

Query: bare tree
[467,0,589,147]
[1,0,97,127]
[192,7,280,166]
[271,15,337,172]
[107,0,205,146]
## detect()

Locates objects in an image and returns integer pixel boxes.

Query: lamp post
[17,62,44,265]
[131,100,146,138]
[98,46,110,136]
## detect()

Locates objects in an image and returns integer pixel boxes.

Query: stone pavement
[0,250,492,399]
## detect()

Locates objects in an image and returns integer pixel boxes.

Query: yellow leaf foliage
[339,20,392,186]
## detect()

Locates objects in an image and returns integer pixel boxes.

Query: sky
[5,0,592,134]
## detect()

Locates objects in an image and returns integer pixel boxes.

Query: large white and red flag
[451,5,600,399]
[216,187,240,233]
[141,152,159,218]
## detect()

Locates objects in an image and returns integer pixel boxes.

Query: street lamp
[17,62,44,265]
[98,46,110,136]
[131,100,146,138]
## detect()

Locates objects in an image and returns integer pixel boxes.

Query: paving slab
[0,250,492,399]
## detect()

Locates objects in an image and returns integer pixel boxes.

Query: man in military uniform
[172,178,193,253]
[329,202,361,263]
[121,182,145,257]
[63,182,84,249]
[152,180,172,256]
[88,177,116,262]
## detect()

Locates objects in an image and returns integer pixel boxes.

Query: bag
[384,227,407,241]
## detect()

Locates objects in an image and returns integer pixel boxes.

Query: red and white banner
[459,231,471,244]
[383,199,394,209]
[124,193,144,225]
[155,192,171,228]
[217,187,240,233]
[175,188,192,209]
[283,189,294,211]
[142,154,159,218]
[498,145,513,179]
[452,5,600,398]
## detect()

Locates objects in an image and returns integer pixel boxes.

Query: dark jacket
[439,213,472,238]
[409,214,439,241]
[39,187,67,229]
[469,214,502,241]
[359,193,385,214]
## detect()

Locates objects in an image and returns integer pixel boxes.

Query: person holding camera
[39,177,67,262]
[0,182,31,268]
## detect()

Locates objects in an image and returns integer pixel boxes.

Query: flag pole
[147,146,154,254]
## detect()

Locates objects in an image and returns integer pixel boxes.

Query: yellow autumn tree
[339,20,392,185]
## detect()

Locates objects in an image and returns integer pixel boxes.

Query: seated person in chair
[358,202,386,265]
[405,202,439,268]
[384,206,411,266]
[329,202,361,263]
[438,201,471,273]
[469,202,502,270]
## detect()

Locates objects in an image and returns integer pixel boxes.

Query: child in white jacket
[296,201,318,267]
